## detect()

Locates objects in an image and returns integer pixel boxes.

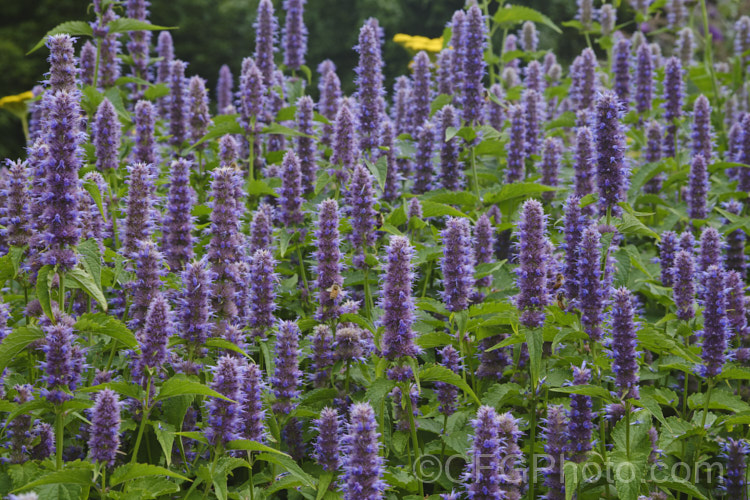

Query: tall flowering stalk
[282,0,307,71]
[437,49,454,96]
[242,362,266,443]
[314,200,344,321]
[571,49,597,111]
[541,138,562,201]
[126,0,151,82]
[612,37,631,106]
[691,94,713,162]
[163,159,195,271]
[169,60,188,147]
[673,250,696,321]
[561,196,586,303]
[92,99,121,172]
[474,214,495,290]
[249,203,274,254]
[577,225,604,341]
[136,293,174,374]
[574,126,596,204]
[440,217,475,312]
[249,249,277,339]
[380,236,419,360]
[687,155,709,220]
[346,164,377,269]
[699,227,723,275]
[436,345,462,416]
[462,5,487,125]
[541,405,569,500]
[319,62,341,146]
[40,313,81,404]
[463,406,501,499]
[506,104,526,183]
[356,23,384,154]
[313,407,340,471]
[609,287,640,399]
[128,240,164,330]
[94,1,122,88]
[341,403,387,500]
[701,266,728,378]
[568,364,593,463]
[239,57,265,135]
[659,231,678,287]
[722,439,750,498]
[595,91,628,217]
[331,100,357,178]
[133,100,156,166]
[46,35,77,94]
[188,76,211,149]
[723,200,746,274]
[178,258,213,349]
[516,199,549,328]
[524,89,543,157]
[296,96,317,194]
[635,43,653,114]
[310,325,334,388]
[278,151,304,226]
[450,10,466,99]
[272,320,302,414]
[486,84,504,131]
[413,122,435,194]
[381,120,400,201]
[254,0,278,86]
[206,356,245,446]
[219,135,239,167]
[409,51,432,130]
[156,31,174,117]
[217,64,233,114]
[497,412,524,500]
[663,57,684,158]
[643,121,663,193]
[122,163,156,256]
[3,160,31,249]
[88,389,121,466]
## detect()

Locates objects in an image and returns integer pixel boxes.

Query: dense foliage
[1,0,750,499]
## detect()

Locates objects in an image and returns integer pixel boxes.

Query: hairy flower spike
[577,0,594,30]
[725,270,747,341]
[278,151,304,226]
[541,137,562,201]
[314,200,344,321]
[578,225,605,341]
[296,96,317,194]
[701,266,728,378]
[126,0,151,82]
[463,406,502,499]
[595,91,628,216]
[486,84,504,131]
[643,120,663,193]
[722,439,750,498]
[441,217,475,312]
[242,362,266,443]
[699,227,723,275]
[450,10,466,97]
[691,94,713,162]
[254,0,278,86]
[436,345,462,416]
[599,4,616,36]
[437,49,454,96]
[356,24,385,153]
[122,162,156,256]
[574,126,596,203]
[673,250,696,321]
[497,412,524,500]
[613,37,631,107]
[169,60,188,146]
[80,41,97,87]
[95,2,122,88]
[462,5,487,124]
[163,158,195,271]
[542,405,569,500]
[659,231,678,287]
[318,63,341,146]
[310,325,334,387]
[381,120,400,201]
[249,249,277,338]
[475,214,495,290]
[3,160,32,248]
[413,121,435,194]
[666,0,686,29]
[524,89,543,157]
[506,104,527,183]
[516,199,549,327]
[331,99,357,177]
[571,48,598,111]
[206,356,245,445]
[687,155,709,220]
[341,403,387,500]
[635,43,653,114]
[569,364,594,463]
[239,57,264,133]
[137,293,173,373]
[346,164,377,269]
[663,57,684,158]
[609,288,640,399]
[249,203,274,255]
[93,99,121,172]
[561,196,586,303]
[128,240,164,330]
[88,389,121,466]
[133,100,156,166]
[40,314,81,404]
[272,320,302,414]
[188,76,211,148]
[380,235,420,359]
[179,258,213,347]
[314,407,340,471]
[723,200,746,275]
[282,0,307,70]
[409,51,432,130]
[217,64,233,114]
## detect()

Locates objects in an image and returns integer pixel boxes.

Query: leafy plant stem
[405,382,424,498]
[471,145,480,201]
[131,371,152,463]
[55,407,64,470]
[528,383,538,500]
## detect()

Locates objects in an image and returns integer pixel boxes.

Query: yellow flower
[0,90,35,119]
[393,33,444,53]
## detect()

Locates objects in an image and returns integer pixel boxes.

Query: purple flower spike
[574,126,596,202]
[278,151,304,226]
[331,99,357,175]
[613,37,631,107]
[520,21,538,52]
[80,41,97,87]
[487,84,504,131]
[381,120,400,201]
[673,250,696,321]
[42,90,84,270]
[250,203,274,254]
[169,60,188,146]
[600,4,616,36]
[571,48,598,111]
[462,5,487,125]
[738,114,750,191]
[319,64,341,146]
[506,104,527,183]
[409,51,432,130]
[206,355,245,445]
[561,196,587,303]
[440,217,475,312]
[188,76,211,148]
[93,98,121,172]
[666,0,686,29]
[643,121,663,193]
[219,134,239,167]
[95,3,122,88]
[700,266,727,378]
[380,235,420,360]
[450,10,466,96]
[609,288,640,399]
[179,258,213,347]
[122,162,156,256]
[356,23,385,154]
[436,345,462,416]
[296,95,317,194]
[677,27,695,67]
[568,364,594,463]
[249,249,277,339]
[475,214,496,290]
[577,0,594,30]
[577,225,604,341]
[393,76,412,136]
[635,43,653,114]
[88,389,121,466]
[271,320,302,414]
[282,0,307,70]
[722,439,750,498]
[133,100,156,166]
[30,423,55,461]
[524,60,543,95]
[699,227,723,275]
[137,293,173,373]
[437,49,454,96]
[725,270,747,341]
[40,314,80,404]
[413,121,435,194]
[346,164,377,269]
[242,362,266,443]
[463,406,502,500]
[407,198,422,221]
[310,325,334,388]
[208,167,245,322]
[691,94,713,162]
[524,89,543,157]
[217,64,233,114]
[723,200,746,275]
[3,160,31,248]
[313,407,340,471]
[595,91,628,216]
[254,0,278,86]
[128,240,164,330]
[662,57,684,158]
[126,0,151,81]
[687,155,709,220]
[155,32,173,116]
[163,158,196,271]
[314,199,344,321]
[542,405,569,500]
[46,34,78,93]
[503,34,519,71]
[541,137,562,201]
[659,231,678,287]
[341,403,387,500]
[239,57,264,133]
[516,199,549,328]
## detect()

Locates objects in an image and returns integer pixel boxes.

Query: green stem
[405,383,424,498]
[295,243,309,297]
[101,466,107,500]
[55,408,64,470]
[204,444,222,498]
[691,379,714,494]
[528,385,538,500]
[131,373,152,463]
[421,261,433,299]
[93,40,102,90]
[440,413,448,463]
[20,115,30,145]
[58,271,65,313]
[364,265,373,320]
[470,145,480,201]
[625,402,631,461]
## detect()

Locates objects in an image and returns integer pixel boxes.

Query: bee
[556,290,567,310]
[327,283,342,301]
[552,273,564,291]
[376,211,386,228]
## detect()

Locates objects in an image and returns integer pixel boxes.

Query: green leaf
[66,266,108,312]
[254,452,316,488]
[315,472,334,500]
[551,385,614,401]
[225,440,289,456]
[206,339,250,358]
[364,156,388,192]
[545,111,576,130]
[261,123,310,138]
[28,21,93,54]
[419,364,481,405]
[420,201,467,218]
[718,365,750,380]
[364,378,397,408]
[74,313,136,349]
[610,452,645,500]
[493,5,562,33]
[430,94,453,116]
[77,239,103,290]
[153,422,176,467]
[82,177,106,220]
[484,182,556,204]
[143,83,169,100]
[617,212,659,241]
[191,115,244,149]
[246,179,278,198]
[564,462,579,500]
[155,376,234,403]
[109,463,189,486]
[36,265,54,322]
[656,480,707,500]
[525,327,543,389]
[11,468,92,491]
[107,18,176,34]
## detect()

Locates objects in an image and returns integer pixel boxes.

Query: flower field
[1,0,750,498]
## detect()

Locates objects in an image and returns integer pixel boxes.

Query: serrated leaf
[564,462,579,500]
[155,376,234,403]
[82,177,106,221]
[152,422,176,467]
[225,440,289,456]
[28,21,93,54]
[551,385,614,401]
[364,156,388,192]
[143,83,169,100]
[246,179,278,197]
[254,452,316,488]
[419,364,480,405]
[205,339,250,358]
[11,468,92,491]
[617,212,659,240]
[36,266,54,322]
[420,200,467,218]
[74,313,137,349]
[191,115,244,149]
[107,18,175,34]
[77,239,102,290]
[525,327,543,389]
[109,463,189,486]
[363,378,397,408]
[261,123,310,138]
[66,266,108,312]
[494,5,562,33]
[484,182,556,204]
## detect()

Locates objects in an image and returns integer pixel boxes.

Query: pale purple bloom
[271,320,302,414]
[441,217,475,312]
[88,389,121,466]
[93,98,121,172]
[162,158,195,271]
[341,403,387,500]
[282,0,307,70]
[380,236,419,360]
[313,407,340,471]
[516,199,549,327]
[314,199,344,321]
